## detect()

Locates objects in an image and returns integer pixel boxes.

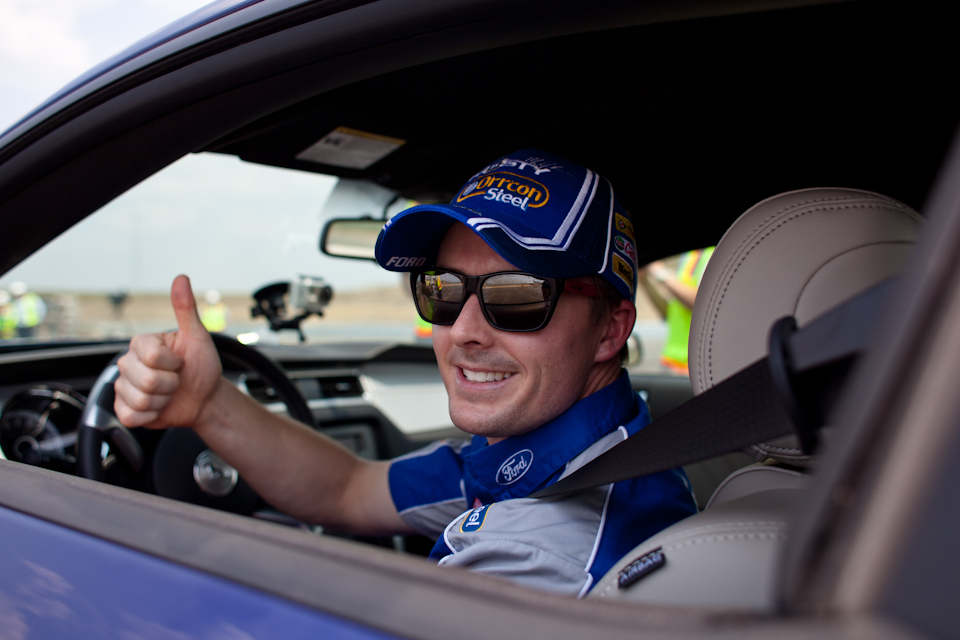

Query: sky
[0,0,404,295]
[0,0,214,133]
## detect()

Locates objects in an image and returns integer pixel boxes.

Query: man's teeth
[463,369,512,383]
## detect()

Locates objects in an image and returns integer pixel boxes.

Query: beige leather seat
[589,188,922,609]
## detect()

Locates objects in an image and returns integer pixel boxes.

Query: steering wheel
[76,333,314,514]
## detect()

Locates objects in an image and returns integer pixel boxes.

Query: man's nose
[449,294,493,344]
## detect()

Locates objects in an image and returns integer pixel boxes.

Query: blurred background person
[0,290,15,340]
[201,289,229,332]
[8,281,47,339]
[640,248,714,375]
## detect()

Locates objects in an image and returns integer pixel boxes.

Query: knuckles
[139,369,161,393]
[140,343,169,369]
[129,332,180,370]
[114,399,153,427]
[127,390,154,412]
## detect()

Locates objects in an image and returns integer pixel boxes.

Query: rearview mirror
[320,218,385,261]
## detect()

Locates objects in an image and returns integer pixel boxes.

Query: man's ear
[595,299,636,363]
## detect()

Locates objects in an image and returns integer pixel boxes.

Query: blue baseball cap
[375,149,638,301]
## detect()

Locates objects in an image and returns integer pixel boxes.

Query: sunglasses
[410,269,600,332]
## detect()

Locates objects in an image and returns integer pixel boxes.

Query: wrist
[193,376,235,437]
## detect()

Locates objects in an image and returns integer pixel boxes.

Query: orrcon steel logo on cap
[496,449,534,485]
[456,172,550,212]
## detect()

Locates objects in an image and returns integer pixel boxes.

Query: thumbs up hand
[115,275,223,430]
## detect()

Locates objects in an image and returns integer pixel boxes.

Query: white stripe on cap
[597,179,615,274]
[466,169,598,251]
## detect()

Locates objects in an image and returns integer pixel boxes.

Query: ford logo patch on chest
[496,449,533,485]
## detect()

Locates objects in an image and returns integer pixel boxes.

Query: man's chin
[449,406,536,441]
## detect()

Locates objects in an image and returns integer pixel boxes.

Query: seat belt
[531,279,893,500]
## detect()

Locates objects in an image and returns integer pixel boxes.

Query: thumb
[170,275,207,337]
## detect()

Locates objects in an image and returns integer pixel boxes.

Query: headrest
[689,188,922,465]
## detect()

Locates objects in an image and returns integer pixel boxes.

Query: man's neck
[578,358,624,402]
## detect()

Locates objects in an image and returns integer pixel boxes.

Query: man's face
[432,223,611,442]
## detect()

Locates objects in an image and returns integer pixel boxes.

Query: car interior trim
[0,457,924,640]
[780,129,960,610]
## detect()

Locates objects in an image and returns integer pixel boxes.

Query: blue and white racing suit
[388,371,697,597]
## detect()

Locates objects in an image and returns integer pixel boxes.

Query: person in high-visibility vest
[641,247,715,375]
[0,290,16,340]
[414,315,433,339]
[201,289,229,333]
[9,281,47,339]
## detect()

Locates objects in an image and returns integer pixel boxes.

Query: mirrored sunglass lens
[416,272,465,324]
[481,274,551,330]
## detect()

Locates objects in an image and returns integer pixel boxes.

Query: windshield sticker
[296,127,405,170]
[456,172,549,211]
[496,449,534,485]
[461,504,492,533]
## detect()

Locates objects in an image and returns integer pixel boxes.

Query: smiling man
[114,149,696,597]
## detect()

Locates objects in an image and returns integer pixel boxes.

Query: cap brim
[376,204,598,279]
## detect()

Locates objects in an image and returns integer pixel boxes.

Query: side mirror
[320,218,385,261]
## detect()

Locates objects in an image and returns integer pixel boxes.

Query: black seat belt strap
[531,279,894,500]
[532,359,792,499]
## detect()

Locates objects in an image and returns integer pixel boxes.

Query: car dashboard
[0,339,464,470]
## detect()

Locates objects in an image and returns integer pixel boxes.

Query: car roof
[0,0,269,139]
[0,0,957,272]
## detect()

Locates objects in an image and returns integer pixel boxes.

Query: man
[114,149,696,597]
[0,290,15,340]
[8,281,47,338]
[200,289,229,333]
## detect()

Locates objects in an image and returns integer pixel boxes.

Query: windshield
[0,151,689,376]
[0,152,417,346]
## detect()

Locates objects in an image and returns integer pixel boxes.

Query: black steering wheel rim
[76,333,313,510]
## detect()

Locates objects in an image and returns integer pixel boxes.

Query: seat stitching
[662,531,788,551]
[643,521,789,545]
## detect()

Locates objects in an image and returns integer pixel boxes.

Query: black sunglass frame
[410,269,574,332]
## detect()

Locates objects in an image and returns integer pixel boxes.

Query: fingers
[113,378,165,427]
[117,353,180,397]
[114,334,183,428]
[170,274,208,338]
[128,332,184,372]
